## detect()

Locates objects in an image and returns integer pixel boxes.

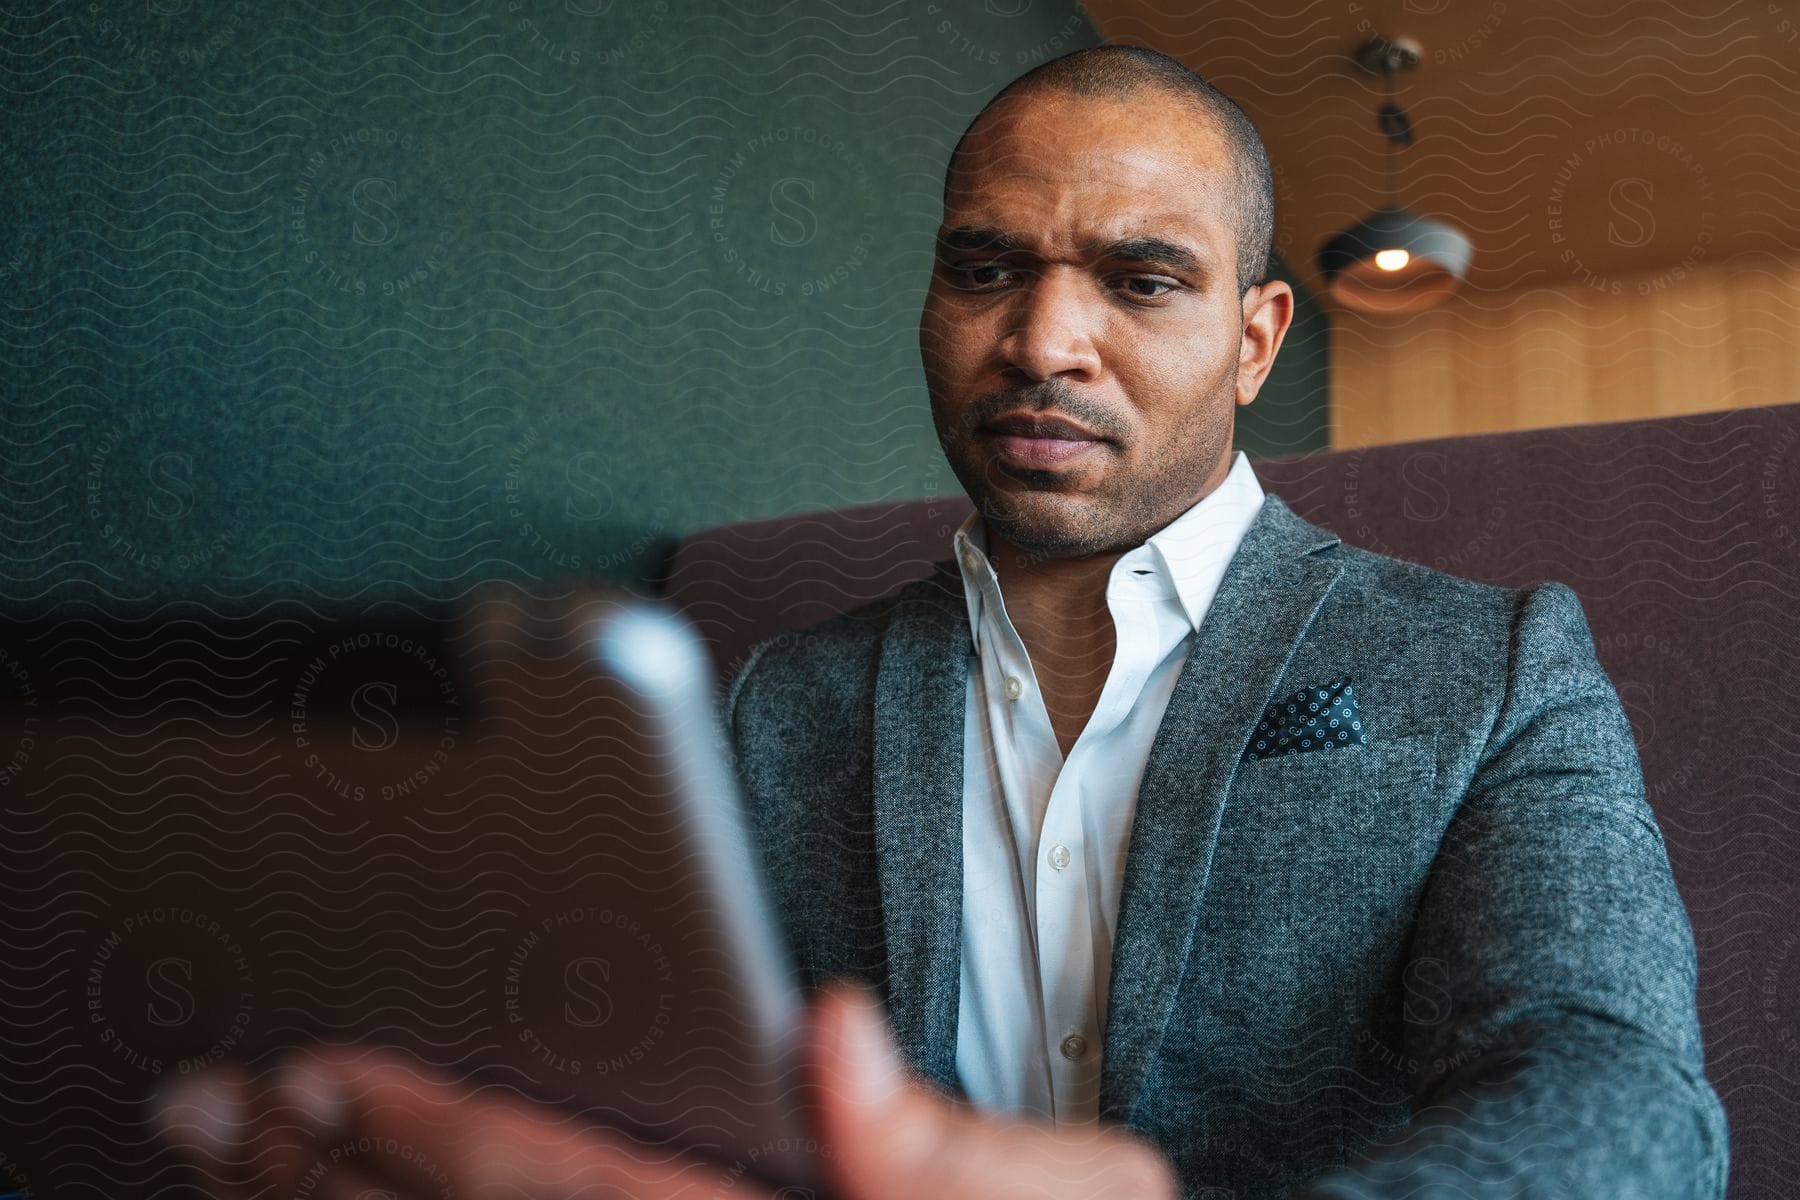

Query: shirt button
[1060,1034,1087,1060]
[961,550,981,573]
[1003,675,1023,700]
[1047,844,1070,870]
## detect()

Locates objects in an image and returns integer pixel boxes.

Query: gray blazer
[721,493,1730,1199]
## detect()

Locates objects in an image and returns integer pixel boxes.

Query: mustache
[961,380,1125,442]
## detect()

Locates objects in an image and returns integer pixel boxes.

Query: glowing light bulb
[1374,247,1411,272]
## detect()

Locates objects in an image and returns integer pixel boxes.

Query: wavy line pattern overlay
[6,1,1789,1198]
[0,1,1314,1196]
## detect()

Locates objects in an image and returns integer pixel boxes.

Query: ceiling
[1082,0,1798,303]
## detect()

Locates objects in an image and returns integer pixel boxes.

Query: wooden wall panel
[1330,253,1800,447]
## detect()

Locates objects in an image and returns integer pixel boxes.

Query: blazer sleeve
[1298,581,1730,1200]
[713,636,775,824]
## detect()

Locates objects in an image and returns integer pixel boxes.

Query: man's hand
[152,981,1178,1199]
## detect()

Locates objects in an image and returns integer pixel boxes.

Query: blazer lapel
[870,561,969,1094]
[1100,494,1344,1123]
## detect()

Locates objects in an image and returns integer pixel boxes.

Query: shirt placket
[1028,574,1162,1124]
[1034,768,1096,1123]
[973,597,1073,1121]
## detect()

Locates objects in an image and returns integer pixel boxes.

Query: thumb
[808,982,1178,1200]
[809,981,958,1196]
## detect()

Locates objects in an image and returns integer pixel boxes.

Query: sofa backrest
[665,401,1800,1198]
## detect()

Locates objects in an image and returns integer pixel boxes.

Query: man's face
[921,90,1281,560]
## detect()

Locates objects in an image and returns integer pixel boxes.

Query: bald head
[943,45,1276,296]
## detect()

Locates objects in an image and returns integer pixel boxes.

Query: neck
[985,526,1122,753]
[984,528,1123,657]
[984,449,1237,654]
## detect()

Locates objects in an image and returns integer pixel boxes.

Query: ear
[1236,279,1295,407]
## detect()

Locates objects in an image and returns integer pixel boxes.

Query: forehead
[945,90,1235,258]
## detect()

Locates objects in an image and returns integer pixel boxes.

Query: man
[155,44,1727,1199]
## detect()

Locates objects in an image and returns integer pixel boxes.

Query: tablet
[443,592,828,1193]
[73,593,827,1197]
[549,597,824,1188]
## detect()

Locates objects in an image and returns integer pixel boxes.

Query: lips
[982,413,1101,441]
[980,413,1105,470]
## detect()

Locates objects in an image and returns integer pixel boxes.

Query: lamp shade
[1316,205,1474,314]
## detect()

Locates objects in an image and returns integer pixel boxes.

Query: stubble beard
[929,371,1236,562]
[942,420,1232,562]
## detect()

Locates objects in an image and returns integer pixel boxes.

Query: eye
[947,262,1015,290]
[1117,275,1177,301]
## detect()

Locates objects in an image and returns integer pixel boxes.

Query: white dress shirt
[951,449,1266,1124]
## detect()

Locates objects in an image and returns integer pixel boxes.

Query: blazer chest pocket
[1225,730,1445,930]
[1230,731,1442,822]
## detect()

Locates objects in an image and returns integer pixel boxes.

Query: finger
[151,1064,322,1199]
[151,1066,257,1192]
[257,1043,769,1200]
[809,983,1178,1200]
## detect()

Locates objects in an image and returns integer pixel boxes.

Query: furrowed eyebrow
[1084,235,1209,275]
[935,227,1210,276]
[936,227,1026,256]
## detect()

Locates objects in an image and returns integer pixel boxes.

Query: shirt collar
[950,449,1266,655]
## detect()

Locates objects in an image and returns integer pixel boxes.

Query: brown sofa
[665,401,1800,1199]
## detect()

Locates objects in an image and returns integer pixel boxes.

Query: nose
[999,268,1102,383]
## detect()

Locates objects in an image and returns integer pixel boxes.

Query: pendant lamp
[1316,36,1473,314]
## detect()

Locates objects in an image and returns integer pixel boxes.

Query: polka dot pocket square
[1241,676,1369,763]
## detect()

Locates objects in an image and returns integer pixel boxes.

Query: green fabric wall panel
[0,0,1328,610]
